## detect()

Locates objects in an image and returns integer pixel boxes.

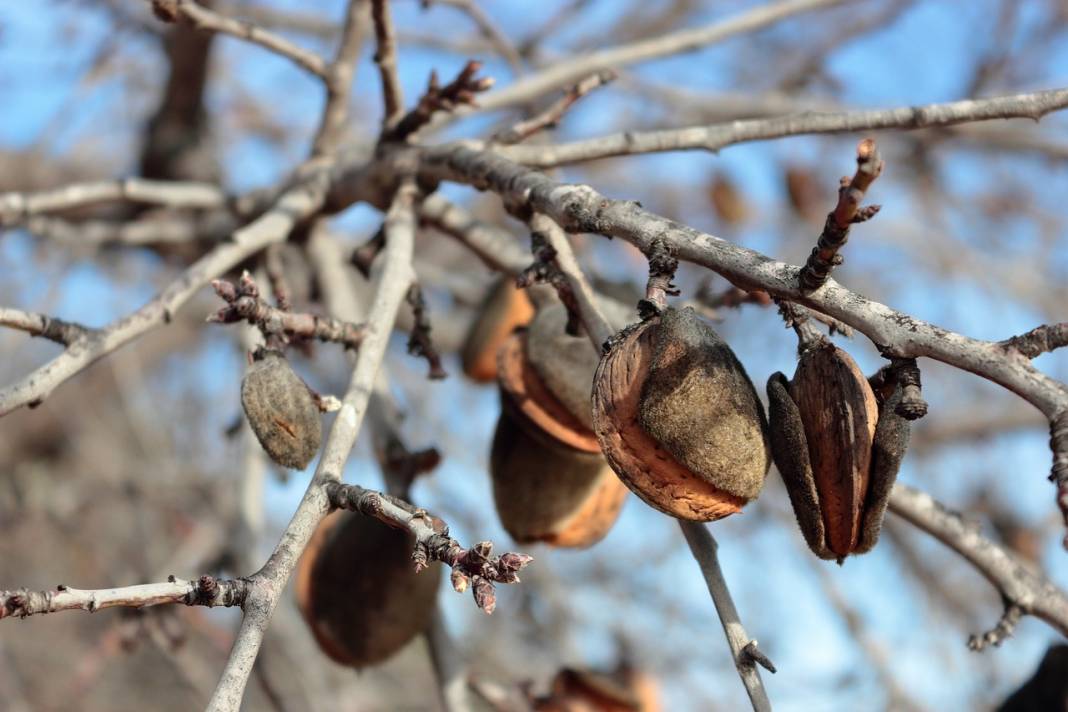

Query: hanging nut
[490,301,628,548]
[295,512,441,667]
[767,341,911,561]
[461,277,535,383]
[592,307,770,521]
[241,348,322,469]
[534,666,661,712]
[491,405,625,548]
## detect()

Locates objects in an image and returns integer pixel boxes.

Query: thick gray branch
[418,145,1068,421]
[889,484,1068,639]
[205,183,418,712]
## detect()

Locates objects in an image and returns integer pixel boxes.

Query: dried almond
[241,348,322,469]
[592,307,770,521]
[295,512,441,667]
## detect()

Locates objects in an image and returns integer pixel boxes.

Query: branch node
[740,640,777,674]
[968,603,1023,651]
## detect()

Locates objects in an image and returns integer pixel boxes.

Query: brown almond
[241,349,322,469]
[497,331,601,453]
[789,342,879,556]
[295,512,441,667]
[490,406,627,548]
[461,278,535,383]
[592,307,770,521]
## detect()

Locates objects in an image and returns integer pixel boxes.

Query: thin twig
[311,0,368,156]
[0,308,97,346]
[528,213,614,346]
[797,138,883,291]
[0,576,247,620]
[424,0,523,75]
[475,0,848,113]
[680,521,774,712]
[384,60,494,142]
[208,272,367,349]
[493,70,616,145]
[0,176,328,417]
[149,0,328,78]
[0,178,226,227]
[371,0,405,127]
[325,483,531,613]
[495,88,1068,167]
[1003,322,1068,359]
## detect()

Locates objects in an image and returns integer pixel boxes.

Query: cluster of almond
[466,287,912,562]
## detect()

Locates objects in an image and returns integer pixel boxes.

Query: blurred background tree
[1,1,1067,710]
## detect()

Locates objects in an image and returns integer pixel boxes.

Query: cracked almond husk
[766,341,910,560]
[295,511,441,667]
[591,306,770,521]
[241,348,322,469]
[491,404,626,547]
[535,666,661,712]
[461,277,535,383]
[490,303,628,548]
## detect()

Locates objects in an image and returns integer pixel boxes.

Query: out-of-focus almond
[241,349,321,469]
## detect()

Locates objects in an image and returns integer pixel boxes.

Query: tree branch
[149,0,329,78]
[0,176,328,417]
[475,0,849,113]
[0,576,247,620]
[680,521,774,712]
[797,137,883,291]
[0,308,97,346]
[311,0,368,156]
[208,272,367,349]
[0,178,226,227]
[325,483,531,614]
[889,484,1068,642]
[206,181,420,712]
[493,70,616,145]
[370,0,404,127]
[495,87,1068,167]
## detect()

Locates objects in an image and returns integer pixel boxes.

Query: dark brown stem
[798,138,883,291]
[640,238,679,318]
[209,273,366,349]
[384,60,494,142]
[405,283,448,379]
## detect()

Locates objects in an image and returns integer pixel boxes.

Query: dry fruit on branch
[295,512,441,667]
[241,347,322,469]
[766,340,910,561]
[462,277,535,382]
[491,301,628,548]
[534,666,661,712]
[592,306,771,521]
